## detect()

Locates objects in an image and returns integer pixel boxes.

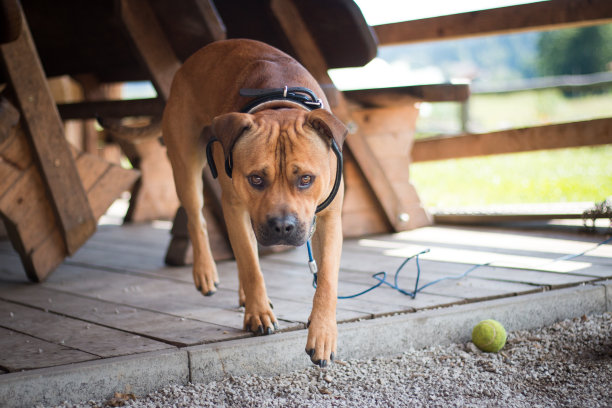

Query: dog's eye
[298,175,314,189]
[248,175,264,189]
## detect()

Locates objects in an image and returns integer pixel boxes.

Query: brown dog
[162,39,346,367]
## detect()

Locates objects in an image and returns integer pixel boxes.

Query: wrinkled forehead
[235,109,328,156]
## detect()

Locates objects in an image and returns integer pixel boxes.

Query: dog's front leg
[221,196,278,335]
[306,188,343,367]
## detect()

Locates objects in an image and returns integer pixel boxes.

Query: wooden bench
[0,2,139,281]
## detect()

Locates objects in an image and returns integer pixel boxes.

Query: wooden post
[0,5,96,255]
[270,0,414,231]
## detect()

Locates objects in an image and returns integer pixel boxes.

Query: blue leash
[307,235,612,300]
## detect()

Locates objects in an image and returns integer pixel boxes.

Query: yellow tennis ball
[472,319,507,352]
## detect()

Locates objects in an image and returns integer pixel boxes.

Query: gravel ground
[51,312,611,408]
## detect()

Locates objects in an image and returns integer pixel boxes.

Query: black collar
[206,87,342,214]
[239,86,324,113]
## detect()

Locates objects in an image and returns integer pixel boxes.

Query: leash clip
[308,259,318,275]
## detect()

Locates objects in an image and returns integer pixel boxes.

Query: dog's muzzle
[257,214,308,247]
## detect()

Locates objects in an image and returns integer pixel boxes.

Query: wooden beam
[374,0,612,45]
[193,0,226,44]
[57,98,165,120]
[344,84,470,107]
[119,0,182,99]
[0,6,96,255]
[432,202,599,225]
[0,96,19,144]
[412,118,612,162]
[270,0,412,231]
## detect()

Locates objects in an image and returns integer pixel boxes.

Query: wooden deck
[0,218,611,374]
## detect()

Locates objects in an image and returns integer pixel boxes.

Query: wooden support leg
[271,0,407,230]
[0,5,96,254]
[117,134,180,222]
[270,0,429,232]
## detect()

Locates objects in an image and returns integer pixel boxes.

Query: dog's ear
[211,112,255,160]
[306,109,347,150]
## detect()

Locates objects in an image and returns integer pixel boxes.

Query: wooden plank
[270,0,412,232]
[266,234,604,287]
[87,165,140,219]
[374,0,612,45]
[412,118,612,162]
[432,202,591,224]
[351,106,432,230]
[0,96,20,146]
[341,149,390,237]
[0,284,246,347]
[0,114,31,170]
[0,166,59,255]
[0,327,96,372]
[70,230,454,318]
[150,0,226,55]
[0,300,172,357]
[119,0,181,100]
[259,260,464,314]
[57,98,164,120]
[299,246,542,299]
[0,7,96,255]
[33,249,306,331]
[121,139,179,222]
[88,223,173,253]
[348,229,612,278]
[192,0,226,42]
[35,262,258,331]
[0,251,28,283]
[388,225,612,268]
[344,84,470,107]
[0,132,137,281]
[74,152,111,192]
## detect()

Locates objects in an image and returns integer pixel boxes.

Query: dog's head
[207,108,346,247]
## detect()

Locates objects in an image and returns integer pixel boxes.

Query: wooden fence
[368,0,612,163]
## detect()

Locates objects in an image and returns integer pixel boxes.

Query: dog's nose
[258,214,306,246]
[268,215,298,236]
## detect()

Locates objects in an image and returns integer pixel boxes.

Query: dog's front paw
[305,313,337,368]
[244,299,278,335]
[192,262,219,296]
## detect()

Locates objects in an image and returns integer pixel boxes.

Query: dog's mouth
[254,215,311,247]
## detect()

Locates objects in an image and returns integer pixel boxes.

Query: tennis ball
[472,319,507,352]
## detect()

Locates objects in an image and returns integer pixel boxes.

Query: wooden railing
[367,0,612,163]
[373,0,612,45]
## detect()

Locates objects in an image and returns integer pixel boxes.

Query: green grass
[468,89,612,132]
[410,146,612,208]
[410,89,612,208]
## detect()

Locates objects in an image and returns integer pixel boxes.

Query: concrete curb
[338,283,606,361]
[1,282,609,407]
[597,279,612,312]
[187,283,607,383]
[0,349,188,408]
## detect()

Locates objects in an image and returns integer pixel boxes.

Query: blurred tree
[538,24,612,76]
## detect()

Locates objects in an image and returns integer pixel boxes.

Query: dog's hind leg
[163,118,219,296]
